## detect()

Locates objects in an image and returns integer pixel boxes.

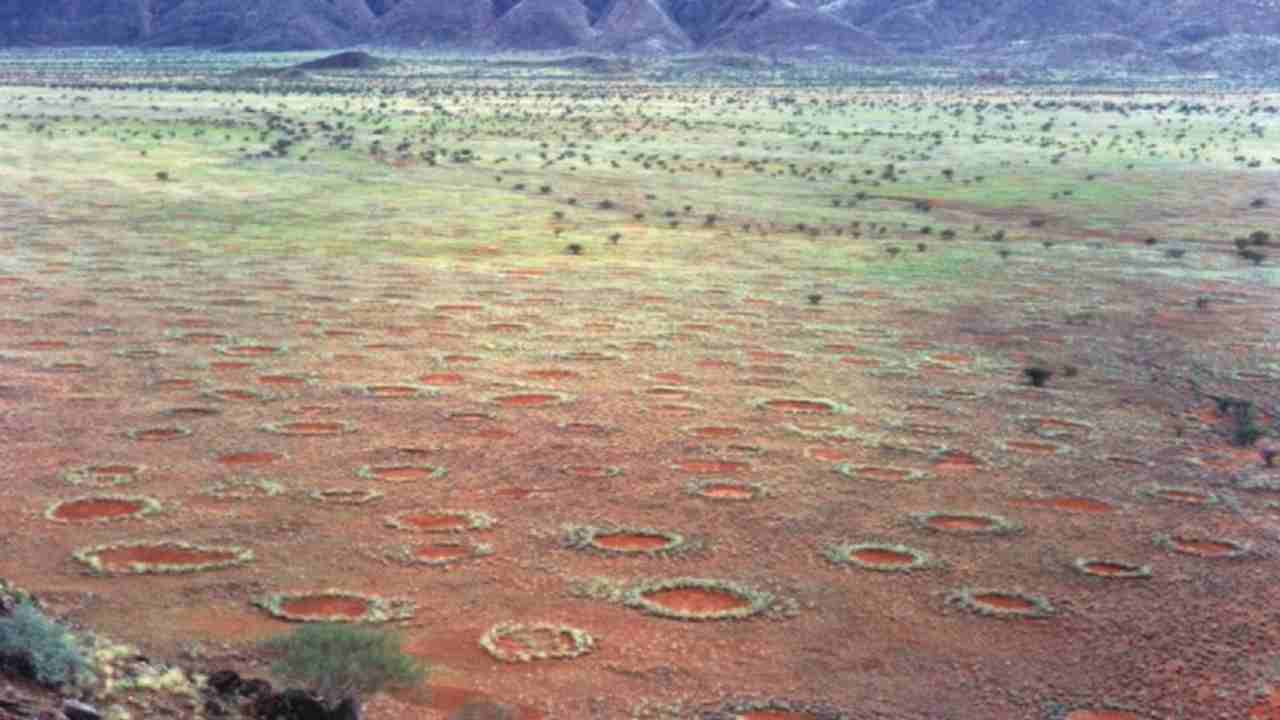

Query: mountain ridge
[2,0,1278,72]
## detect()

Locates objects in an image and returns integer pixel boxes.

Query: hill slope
[1,0,1278,72]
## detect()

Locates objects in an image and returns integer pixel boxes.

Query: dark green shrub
[262,624,426,708]
[0,602,91,688]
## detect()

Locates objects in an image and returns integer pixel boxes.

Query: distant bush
[262,624,426,708]
[0,602,91,688]
[450,700,517,720]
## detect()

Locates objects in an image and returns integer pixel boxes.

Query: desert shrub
[1023,366,1053,388]
[450,701,517,719]
[1218,398,1265,448]
[261,624,426,707]
[0,602,91,688]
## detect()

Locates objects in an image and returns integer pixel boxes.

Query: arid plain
[1,52,1279,719]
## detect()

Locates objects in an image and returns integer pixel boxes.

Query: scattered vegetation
[261,623,426,709]
[0,602,92,688]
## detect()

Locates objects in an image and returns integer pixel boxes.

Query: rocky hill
[2,0,1279,72]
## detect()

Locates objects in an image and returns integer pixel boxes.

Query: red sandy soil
[49,498,144,521]
[2,240,1279,719]
[849,548,917,569]
[90,545,240,570]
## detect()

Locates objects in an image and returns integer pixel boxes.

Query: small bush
[0,602,91,688]
[261,624,426,707]
[450,701,517,719]
[1023,366,1053,388]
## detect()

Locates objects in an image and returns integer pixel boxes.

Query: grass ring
[385,509,494,533]
[308,488,384,505]
[945,587,1056,619]
[623,578,774,622]
[74,540,253,576]
[479,622,595,663]
[824,542,932,573]
[254,590,415,624]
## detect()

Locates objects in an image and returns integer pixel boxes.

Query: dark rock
[330,698,360,720]
[205,697,227,717]
[207,669,243,695]
[254,689,329,720]
[240,678,273,698]
[61,700,103,720]
[0,651,38,684]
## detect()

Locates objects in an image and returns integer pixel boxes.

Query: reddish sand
[564,466,616,479]
[180,333,227,343]
[593,533,674,552]
[927,515,996,532]
[761,399,833,413]
[850,548,916,568]
[276,421,345,435]
[6,206,1278,718]
[972,593,1037,613]
[211,389,259,400]
[1034,418,1091,432]
[859,467,913,481]
[1005,440,1060,454]
[414,545,470,562]
[525,369,579,381]
[1080,562,1141,577]
[165,407,220,419]
[51,498,144,521]
[932,451,983,472]
[131,428,187,441]
[279,595,369,620]
[1170,538,1237,557]
[366,385,421,398]
[151,378,197,390]
[1249,689,1280,719]
[640,587,750,614]
[399,513,469,531]
[84,465,140,478]
[257,375,306,386]
[1038,497,1115,514]
[652,372,691,384]
[688,426,742,439]
[494,627,574,656]
[699,483,756,500]
[738,712,819,720]
[494,393,562,407]
[1155,490,1211,504]
[369,466,439,482]
[1066,711,1143,720]
[674,460,749,474]
[93,545,237,569]
[221,345,280,356]
[560,422,610,435]
[218,451,280,466]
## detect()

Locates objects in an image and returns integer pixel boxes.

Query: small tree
[262,624,426,711]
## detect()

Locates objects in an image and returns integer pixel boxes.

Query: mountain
[1,0,1278,73]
